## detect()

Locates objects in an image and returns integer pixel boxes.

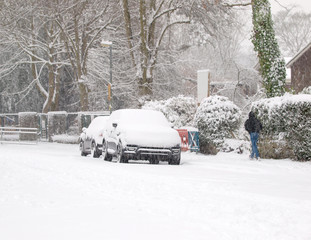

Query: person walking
[244,111,262,160]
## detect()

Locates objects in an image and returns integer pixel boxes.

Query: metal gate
[0,111,110,143]
[38,114,48,141]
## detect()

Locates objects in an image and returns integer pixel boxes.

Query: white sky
[270,0,311,13]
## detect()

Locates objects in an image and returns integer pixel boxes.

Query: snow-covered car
[103,109,181,164]
[79,116,109,158]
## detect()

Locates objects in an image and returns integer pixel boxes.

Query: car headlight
[126,146,137,151]
[172,148,180,153]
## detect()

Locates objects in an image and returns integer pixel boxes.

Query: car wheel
[103,140,113,161]
[102,141,107,160]
[150,157,159,164]
[102,141,111,161]
[168,152,181,165]
[117,143,127,163]
[91,141,100,158]
[106,154,113,161]
[80,141,88,156]
[81,151,88,156]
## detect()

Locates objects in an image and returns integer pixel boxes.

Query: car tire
[91,141,100,158]
[106,154,113,161]
[150,158,159,164]
[168,152,181,165]
[81,151,88,156]
[80,141,88,156]
[117,143,128,163]
[102,141,112,161]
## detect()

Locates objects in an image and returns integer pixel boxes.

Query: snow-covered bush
[48,111,68,142]
[18,112,38,141]
[300,86,311,95]
[142,95,197,128]
[252,94,311,161]
[19,112,38,128]
[194,96,241,154]
[51,134,79,144]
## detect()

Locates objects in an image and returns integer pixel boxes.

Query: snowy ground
[1,142,311,240]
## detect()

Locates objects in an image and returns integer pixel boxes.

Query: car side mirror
[112,123,118,128]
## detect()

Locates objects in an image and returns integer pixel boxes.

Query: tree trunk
[139,0,153,97]
[51,67,61,111]
[122,0,136,68]
[42,62,56,113]
[78,83,89,111]
[138,76,153,96]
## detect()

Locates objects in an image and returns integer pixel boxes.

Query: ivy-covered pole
[252,0,286,98]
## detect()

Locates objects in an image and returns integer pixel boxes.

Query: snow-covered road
[1,142,311,240]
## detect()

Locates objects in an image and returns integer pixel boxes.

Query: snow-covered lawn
[1,143,311,240]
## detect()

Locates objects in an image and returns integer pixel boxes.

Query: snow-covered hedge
[18,112,38,141]
[142,95,197,128]
[252,94,311,161]
[51,134,79,144]
[300,86,311,95]
[48,111,68,142]
[194,96,241,154]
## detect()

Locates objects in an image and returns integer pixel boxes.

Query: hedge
[252,94,311,161]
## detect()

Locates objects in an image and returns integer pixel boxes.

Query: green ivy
[252,0,286,98]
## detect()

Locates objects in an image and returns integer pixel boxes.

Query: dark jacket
[244,112,262,134]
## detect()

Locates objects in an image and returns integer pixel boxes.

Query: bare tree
[0,0,67,113]
[0,0,262,113]
[274,9,311,56]
[56,0,115,111]
[121,0,191,98]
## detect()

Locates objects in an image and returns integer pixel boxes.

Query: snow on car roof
[87,116,109,135]
[111,109,170,127]
[108,109,179,147]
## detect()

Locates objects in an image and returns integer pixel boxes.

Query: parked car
[103,109,181,164]
[79,116,109,158]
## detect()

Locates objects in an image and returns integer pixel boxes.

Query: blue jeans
[250,132,259,158]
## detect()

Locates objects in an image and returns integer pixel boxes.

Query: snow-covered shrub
[194,96,241,154]
[48,111,68,142]
[51,134,79,144]
[19,112,38,127]
[252,94,311,161]
[18,112,38,141]
[300,86,311,95]
[257,138,295,160]
[222,139,249,155]
[142,95,197,128]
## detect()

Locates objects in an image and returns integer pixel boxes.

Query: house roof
[286,42,311,68]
